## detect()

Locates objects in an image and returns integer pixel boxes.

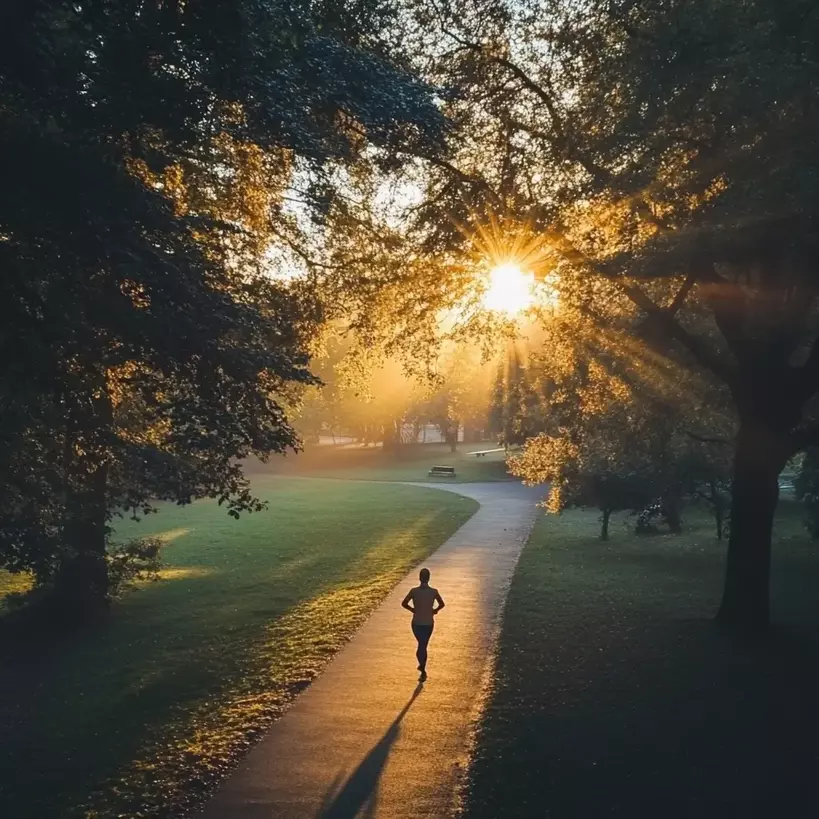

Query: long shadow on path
[317,683,424,819]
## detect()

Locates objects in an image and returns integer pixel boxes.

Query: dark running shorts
[412,623,434,642]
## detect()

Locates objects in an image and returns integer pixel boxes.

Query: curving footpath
[200,481,542,819]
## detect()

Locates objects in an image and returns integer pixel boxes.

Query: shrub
[106,537,163,599]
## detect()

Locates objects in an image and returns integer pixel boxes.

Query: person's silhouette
[401,567,445,680]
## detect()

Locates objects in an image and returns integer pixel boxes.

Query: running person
[401,568,445,679]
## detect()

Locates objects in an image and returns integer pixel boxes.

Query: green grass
[250,441,514,483]
[0,477,477,819]
[462,502,819,819]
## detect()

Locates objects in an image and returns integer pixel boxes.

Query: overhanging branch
[434,19,567,144]
[667,274,696,315]
[541,229,737,387]
[684,429,730,446]
[410,151,504,208]
[618,280,736,386]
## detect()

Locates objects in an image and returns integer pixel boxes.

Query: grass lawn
[462,502,819,819]
[250,441,513,483]
[0,477,477,819]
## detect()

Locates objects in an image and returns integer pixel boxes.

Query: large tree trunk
[716,421,785,632]
[53,380,112,617]
[55,461,109,616]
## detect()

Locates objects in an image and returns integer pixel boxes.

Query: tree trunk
[55,461,109,616]
[600,508,611,541]
[710,477,724,540]
[716,421,785,632]
[53,379,112,617]
[662,494,683,533]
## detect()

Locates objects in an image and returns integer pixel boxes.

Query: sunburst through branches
[465,215,560,317]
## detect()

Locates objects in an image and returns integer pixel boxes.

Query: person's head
[419,568,430,584]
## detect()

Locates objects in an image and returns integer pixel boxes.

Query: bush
[106,537,163,599]
[636,501,669,534]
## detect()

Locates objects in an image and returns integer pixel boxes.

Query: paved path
[200,481,542,819]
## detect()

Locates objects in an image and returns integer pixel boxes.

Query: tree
[509,325,730,539]
[401,0,819,629]
[513,385,734,541]
[0,0,444,612]
[487,345,545,448]
[677,447,733,541]
[426,343,491,451]
[513,433,653,541]
[296,337,434,449]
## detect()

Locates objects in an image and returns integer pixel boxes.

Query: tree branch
[667,274,696,315]
[617,279,736,386]
[268,226,345,272]
[692,265,752,368]
[540,227,737,386]
[410,151,504,208]
[684,429,730,446]
[435,19,567,145]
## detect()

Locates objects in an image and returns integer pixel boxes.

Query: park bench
[428,465,456,478]
[471,448,505,458]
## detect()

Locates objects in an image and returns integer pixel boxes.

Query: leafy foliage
[0,0,445,609]
[509,302,733,539]
[487,347,545,448]
[368,0,819,627]
[105,537,163,600]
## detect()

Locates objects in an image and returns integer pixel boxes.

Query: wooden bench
[428,466,456,478]
[471,448,505,458]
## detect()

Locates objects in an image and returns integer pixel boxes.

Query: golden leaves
[162,163,189,217]
[119,280,150,310]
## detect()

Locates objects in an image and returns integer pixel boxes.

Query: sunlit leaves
[0,0,445,598]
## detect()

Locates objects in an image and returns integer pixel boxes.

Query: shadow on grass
[0,560,357,818]
[534,622,819,818]
[463,510,819,819]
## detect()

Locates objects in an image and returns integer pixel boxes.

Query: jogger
[402,568,445,679]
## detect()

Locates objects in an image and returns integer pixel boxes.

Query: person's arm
[401,589,415,612]
[433,591,445,614]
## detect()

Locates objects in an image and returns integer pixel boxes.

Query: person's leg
[412,624,434,671]
[412,624,425,670]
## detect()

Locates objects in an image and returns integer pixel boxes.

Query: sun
[482,262,535,316]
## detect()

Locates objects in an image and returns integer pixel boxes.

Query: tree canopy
[4,0,817,631]
[0,0,445,610]
[360,0,819,630]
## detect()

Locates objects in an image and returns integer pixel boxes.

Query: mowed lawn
[0,477,477,819]
[462,502,819,819]
[251,441,513,483]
